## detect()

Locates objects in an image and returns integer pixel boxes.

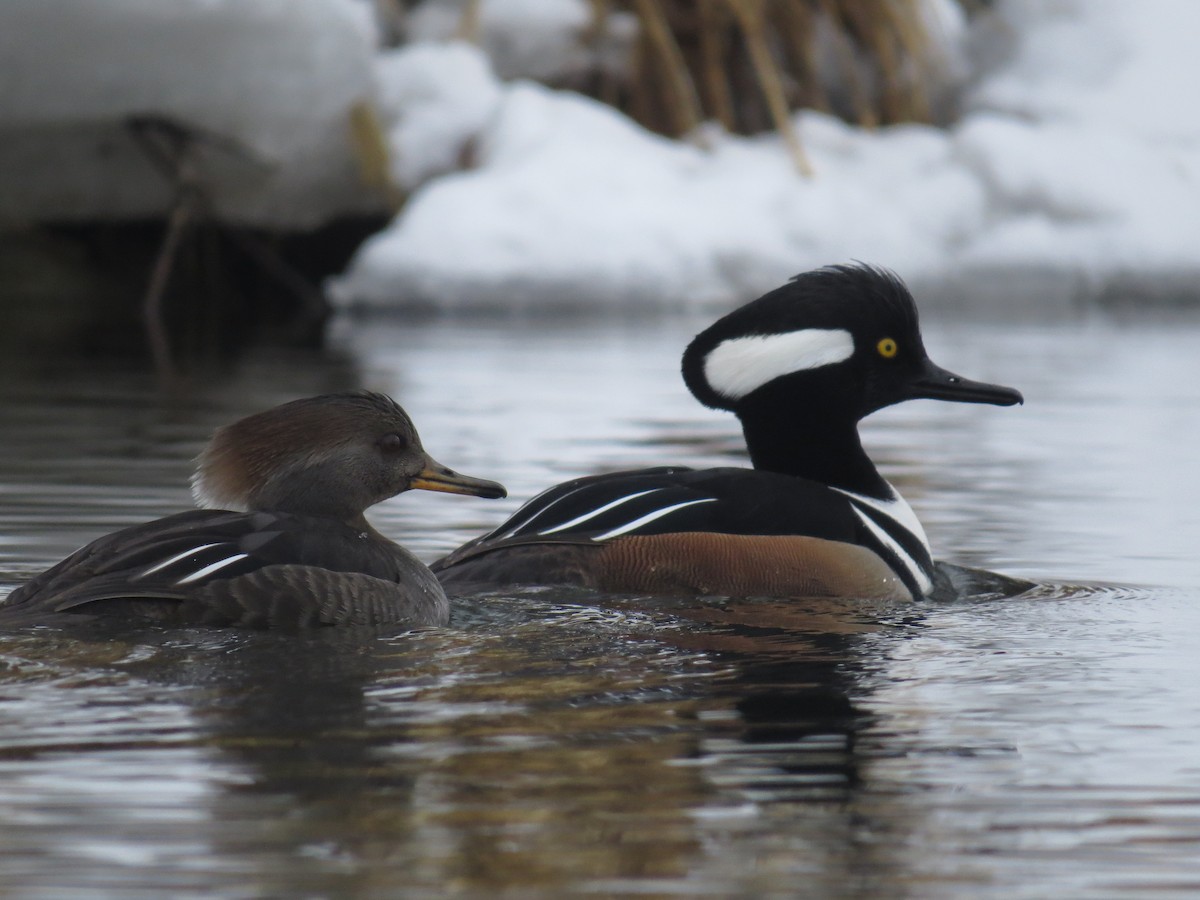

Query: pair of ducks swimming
[3,265,1022,628]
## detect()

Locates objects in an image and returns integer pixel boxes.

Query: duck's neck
[737,410,891,498]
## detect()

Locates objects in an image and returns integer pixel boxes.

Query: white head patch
[703,328,855,401]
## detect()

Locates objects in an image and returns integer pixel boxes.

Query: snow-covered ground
[1,0,1196,312]
[338,0,1200,313]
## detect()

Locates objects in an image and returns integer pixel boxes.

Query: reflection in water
[2,316,1200,895]
[0,591,907,894]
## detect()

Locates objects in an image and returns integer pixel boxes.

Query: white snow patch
[374,41,503,190]
[408,0,633,83]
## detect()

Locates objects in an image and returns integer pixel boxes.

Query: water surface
[1,312,1199,897]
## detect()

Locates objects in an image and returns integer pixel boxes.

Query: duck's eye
[377,433,405,453]
[876,337,898,359]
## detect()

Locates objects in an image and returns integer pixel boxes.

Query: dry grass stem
[634,0,706,136]
[569,0,962,162]
[728,0,814,176]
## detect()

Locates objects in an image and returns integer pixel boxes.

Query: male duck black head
[2,391,506,628]
[433,264,1021,601]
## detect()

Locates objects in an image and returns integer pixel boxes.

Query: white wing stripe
[136,542,225,579]
[536,489,661,536]
[494,486,580,539]
[174,553,250,585]
[592,499,717,541]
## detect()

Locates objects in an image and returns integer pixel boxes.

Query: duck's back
[432,466,917,600]
[3,509,447,628]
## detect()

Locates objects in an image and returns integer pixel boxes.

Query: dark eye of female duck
[377,433,406,454]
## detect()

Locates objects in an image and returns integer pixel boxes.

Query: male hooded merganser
[433,264,1022,601]
[2,391,506,628]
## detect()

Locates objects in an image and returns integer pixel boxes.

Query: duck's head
[192,391,506,522]
[682,264,1023,422]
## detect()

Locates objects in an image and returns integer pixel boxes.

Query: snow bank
[339,79,988,312]
[334,0,1200,313]
[939,0,1200,305]
[0,0,381,228]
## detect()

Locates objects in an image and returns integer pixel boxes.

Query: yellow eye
[877,337,898,359]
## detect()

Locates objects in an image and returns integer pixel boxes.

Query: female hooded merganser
[433,264,1022,601]
[2,391,506,628]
